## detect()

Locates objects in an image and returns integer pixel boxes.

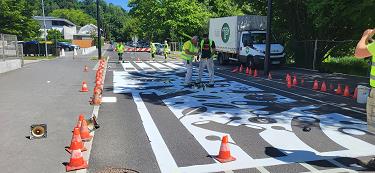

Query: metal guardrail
[0,33,23,63]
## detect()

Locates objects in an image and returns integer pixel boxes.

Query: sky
[105,0,131,11]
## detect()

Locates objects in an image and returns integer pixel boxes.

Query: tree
[0,0,40,40]
[50,9,96,26]
[47,29,62,40]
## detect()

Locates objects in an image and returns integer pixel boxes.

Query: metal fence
[0,33,23,61]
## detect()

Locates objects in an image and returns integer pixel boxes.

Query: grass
[90,57,99,60]
[23,56,56,60]
[319,56,370,76]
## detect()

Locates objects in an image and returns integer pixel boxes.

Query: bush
[319,56,370,76]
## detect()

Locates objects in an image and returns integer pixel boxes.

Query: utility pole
[41,0,48,58]
[96,0,102,59]
[264,0,272,75]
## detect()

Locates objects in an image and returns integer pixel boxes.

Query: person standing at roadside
[197,33,216,87]
[115,41,125,63]
[354,28,375,169]
[180,36,199,86]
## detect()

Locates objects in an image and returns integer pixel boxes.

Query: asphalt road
[89,49,375,173]
[1,46,374,173]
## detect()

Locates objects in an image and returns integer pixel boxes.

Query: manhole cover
[96,167,140,173]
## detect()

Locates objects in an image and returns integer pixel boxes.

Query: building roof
[33,16,76,26]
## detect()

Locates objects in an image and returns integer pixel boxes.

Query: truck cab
[239,31,285,67]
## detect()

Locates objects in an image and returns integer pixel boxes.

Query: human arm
[355,29,375,58]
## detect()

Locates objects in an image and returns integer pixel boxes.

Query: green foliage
[320,56,370,76]
[0,0,40,40]
[50,9,96,26]
[47,29,62,40]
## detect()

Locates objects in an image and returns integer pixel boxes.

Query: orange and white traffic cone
[80,119,93,142]
[239,64,243,73]
[287,77,292,88]
[249,68,253,76]
[76,114,85,129]
[231,67,239,73]
[313,80,319,90]
[65,148,88,172]
[286,73,291,82]
[320,82,327,92]
[214,135,236,163]
[353,87,358,99]
[343,85,350,97]
[80,81,89,92]
[246,67,249,75]
[293,75,298,86]
[336,84,343,95]
[253,69,258,77]
[66,127,87,153]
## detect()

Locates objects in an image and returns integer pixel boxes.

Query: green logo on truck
[221,23,230,43]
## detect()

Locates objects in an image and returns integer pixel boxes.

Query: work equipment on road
[343,85,350,97]
[321,82,327,92]
[60,48,65,57]
[353,87,358,100]
[313,80,319,90]
[336,84,343,95]
[80,119,93,142]
[66,127,87,153]
[80,81,89,92]
[215,135,236,163]
[87,115,100,131]
[65,147,88,172]
[30,124,47,139]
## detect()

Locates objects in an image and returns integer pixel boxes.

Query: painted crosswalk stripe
[150,61,174,70]
[135,61,154,71]
[121,61,138,71]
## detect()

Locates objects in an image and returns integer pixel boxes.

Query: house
[33,16,77,40]
[73,24,104,48]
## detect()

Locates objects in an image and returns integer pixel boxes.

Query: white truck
[209,15,286,67]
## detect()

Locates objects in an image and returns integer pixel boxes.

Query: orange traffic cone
[239,64,243,73]
[214,135,236,163]
[293,75,298,86]
[286,73,291,82]
[231,66,239,73]
[80,119,93,142]
[80,81,89,92]
[66,127,87,153]
[65,148,88,172]
[249,68,253,76]
[254,69,258,77]
[320,82,327,92]
[246,67,249,74]
[313,80,319,90]
[353,87,358,99]
[343,85,350,97]
[76,114,85,129]
[287,77,292,88]
[336,84,342,95]
[83,65,88,72]
[268,72,272,80]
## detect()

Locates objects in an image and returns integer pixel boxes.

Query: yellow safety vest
[181,41,197,61]
[116,44,124,53]
[150,43,156,54]
[368,42,375,87]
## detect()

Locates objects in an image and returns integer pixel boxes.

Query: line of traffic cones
[90,59,106,105]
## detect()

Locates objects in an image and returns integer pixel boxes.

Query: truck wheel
[218,53,226,65]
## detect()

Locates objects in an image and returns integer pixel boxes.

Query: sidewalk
[0,51,98,172]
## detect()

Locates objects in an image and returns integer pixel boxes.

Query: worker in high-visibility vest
[181,36,199,86]
[355,28,375,169]
[164,40,170,62]
[197,33,216,87]
[150,42,156,61]
[115,41,125,63]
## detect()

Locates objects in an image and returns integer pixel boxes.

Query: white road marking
[121,61,138,71]
[135,61,154,71]
[216,72,366,115]
[132,92,180,173]
[256,166,271,173]
[149,61,173,70]
[101,96,117,103]
[299,162,321,172]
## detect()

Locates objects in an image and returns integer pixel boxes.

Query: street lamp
[41,0,48,58]
[96,0,102,59]
[264,0,272,75]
